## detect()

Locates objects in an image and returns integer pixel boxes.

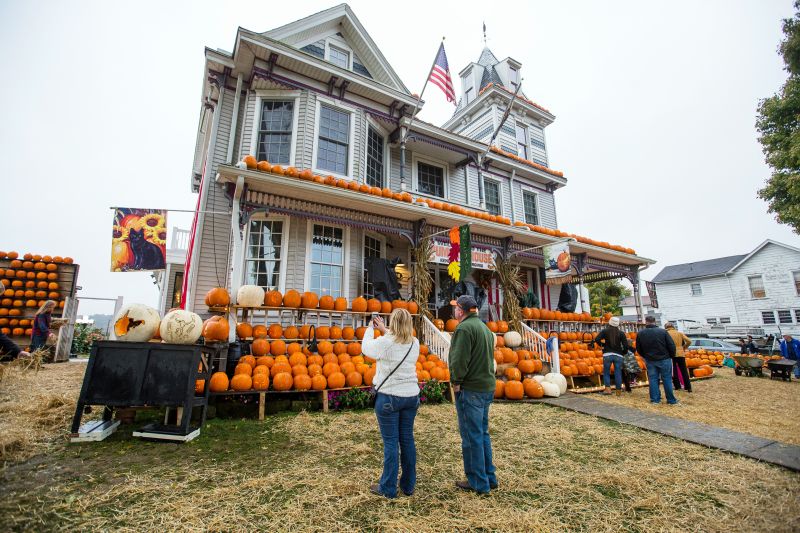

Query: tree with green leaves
[757,1,800,233]
[588,280,631,317]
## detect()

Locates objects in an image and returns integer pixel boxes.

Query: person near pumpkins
[363,308,420,499]
[779,334,800,379]
[0,282,30,361]
[448,294,498,494]
[30,300,56,351]
[665,322,692,393]
[594,317,630,395]
[636,316,679,405]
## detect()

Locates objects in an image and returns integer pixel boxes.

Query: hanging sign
[543,241,572,285]
[111,208,167,272]
[645,281,659,308]
[431,243,495,271]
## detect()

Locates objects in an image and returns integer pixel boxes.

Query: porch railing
[171,227,191,251]
[520,322,559,373]
[421,315,451,364]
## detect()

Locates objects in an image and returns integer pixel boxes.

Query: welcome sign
[431,243,495,270]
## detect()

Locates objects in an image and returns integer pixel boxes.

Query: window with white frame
[465,86,474,104]
[778,309,793,324]
[317,105,350,175]
[363,234,383,299]
[509,67,519,89]
[309,224,345,297]
[794,271,800,295]
[257,100,294,164]
[328,45,349,69]
[719,317,731,324]
[794,309,800,322]
[515,122,528,159]
[690,283,702,296]
[522,190,539,225]
[762,310,776,324]
[748,275,766,298]
[485,180,501,216]
[706,317,718,325]
[417,161,445,198]
[366,126,384,188]
[245,219,285,290]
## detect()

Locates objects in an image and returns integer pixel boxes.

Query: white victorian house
[650,240,800,336]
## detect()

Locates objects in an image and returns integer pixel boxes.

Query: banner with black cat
[111,208,167,272]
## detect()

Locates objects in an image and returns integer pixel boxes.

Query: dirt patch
[593,365,800,445]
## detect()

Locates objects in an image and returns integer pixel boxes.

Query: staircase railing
[520,322,560,373]
[421,315,451,364]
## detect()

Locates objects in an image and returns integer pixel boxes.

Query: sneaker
[650,401,661,404]
[370,484,394,498]
[668,401,681,406]
[455,480,475,492]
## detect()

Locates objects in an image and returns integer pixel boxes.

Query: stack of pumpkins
[0,251,74,338]
[491,330,562,399]
[684,350,724,367]
[110,303,229,345]
[558,339,645,378]
[522,308,599,323]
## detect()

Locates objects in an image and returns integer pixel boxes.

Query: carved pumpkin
[236,285,265,307]
[202,315,229,341]
[159,309,203,344]
[209,372,229,392]
[283,289,301,308]
[205,287,230,307]
[111,303,160,342]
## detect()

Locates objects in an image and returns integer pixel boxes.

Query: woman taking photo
[594,316,630,396]
[30,300,56,351]
[362,308,420,499]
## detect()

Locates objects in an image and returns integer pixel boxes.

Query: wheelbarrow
[732,355,764,377]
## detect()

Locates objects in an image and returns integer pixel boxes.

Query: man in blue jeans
[779,334,800,379]
[448,295,498,494]
[635,316,679,405]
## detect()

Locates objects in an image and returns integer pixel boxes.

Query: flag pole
[400,37,445,191]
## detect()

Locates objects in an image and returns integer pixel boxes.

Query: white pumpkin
[541,381,561,397]
[159,309,203,345]
[111,303,161,342]
[544,372,568,395]
[236,285,265,307]
[503,331,522,348]
[533,375,546,383]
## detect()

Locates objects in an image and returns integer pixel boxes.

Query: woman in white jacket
[362,308,420,498]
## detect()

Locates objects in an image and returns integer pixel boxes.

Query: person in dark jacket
[448,295,497,494]
[636,316,678,405]
[779,334,800,379]
[30,300,56,351]
[594,317,629,395]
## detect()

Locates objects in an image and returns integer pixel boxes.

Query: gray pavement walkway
[539,394,800,471]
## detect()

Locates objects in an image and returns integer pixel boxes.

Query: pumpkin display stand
[70,341,216,443]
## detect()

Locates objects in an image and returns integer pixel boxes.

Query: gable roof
[651,255,746,283]
[728,239,800,273]
[262,4,409,93]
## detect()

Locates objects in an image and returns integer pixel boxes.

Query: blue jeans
[455,389,497,493]
[30,334,48,351]
[645,359,678,404]
[791,360,800,378]
[603,354,624,389]
[374,393,419,498]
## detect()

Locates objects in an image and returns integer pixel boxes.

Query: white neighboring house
[651,240,800,336]
[156,227,190,315]
[620,295,659,323]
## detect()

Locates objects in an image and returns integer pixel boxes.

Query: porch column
[399,126,408,191]
[631,267,644,322]
[476,154,486,209]
[228,176,245,343]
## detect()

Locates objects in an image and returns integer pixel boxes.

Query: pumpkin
[252,373,270,390]
[346,371,363,387]
[380,300,393,314]
[523,378,544,399]
[407,301,419,314]
[503,331,522,348]
[497,321,509,333]
[240,355,256,368]
[317,340,334,354]
[433,319,445,331]
[264,290,283,307]
[271,340,287,356]
[504,380,524,400]
[252,325,268,339]
[366,298,381,313]
[445,319,459,332]
[334,297,348,311]
[195,379,205,394]
[518,359,535,374]
[243,155,258,169]
[541,381,561,398]
[329,326,342,340]
[392,300,408,311]
[268,324,283,339]
[209,372,229,392]
[283,289,301,308]
[205,287,230,307]
[494,380,505,399]
[293,374,312,391]
[237,285,265,307]
[309,374,327,390]
[351,296,368,312]
[327,371,346,389]
[235,363,252,376]
[236,322,253,339]
[269,372,291,391]
[347,342,362,356]
[504,367,522,381]
[111,303,160,342]
[271,362,292,377]
[159,309,203,344]
[202,316,230,341]
[301,291,319,309]
[486,321,498,333]
[319,295,335,310]
[544,373,568,395]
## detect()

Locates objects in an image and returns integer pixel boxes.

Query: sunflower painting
[111,207,167,272]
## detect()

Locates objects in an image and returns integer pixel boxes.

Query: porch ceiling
[215,165,655,268]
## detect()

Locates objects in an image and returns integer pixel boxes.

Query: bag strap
[374,342,415,393]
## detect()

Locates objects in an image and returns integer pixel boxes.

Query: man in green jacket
[448,295,497,494]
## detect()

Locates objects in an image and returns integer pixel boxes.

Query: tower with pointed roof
[442,46,554,169]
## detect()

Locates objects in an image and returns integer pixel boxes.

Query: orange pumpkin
[252,373,270,390]
[346,371,363,387]
[504,367,522,381]
[202,316,229,341]
[518,359,535,374]
[366,298,381,313]
[334,297,348,311]
[204,287,230,307]
[407,301,419,314]
[327,372,346,389]
[231,374,252,391]
[311,374,327,390]
[236,322,253,339]
[351,296,368,312]
[265,290,283,307]
[347,342,362,357]
[209,372,229,392]
[380,300,392,314]
[445,319,459,332]
[270,340,287,356]
[293,374,312,391]
[268,324,283,339]
[252,338,270,357]
[319,295,335,310]
[494,380,505,399]
[273,372,293,391]
[301,291,319,309]
[523,378,544,399]
[252,325,268,339]
[283,290,302,308]
[504,380,524,400]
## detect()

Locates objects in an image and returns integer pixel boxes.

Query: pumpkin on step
[237,285,265,307]
[159,309,203,344]
[205,287,230,307]
[202,315,229,341]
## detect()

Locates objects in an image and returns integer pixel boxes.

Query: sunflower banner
[111,207,167,272]
[446,224,471,282]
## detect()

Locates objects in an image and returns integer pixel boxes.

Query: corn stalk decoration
[493,254,524,333]
[411,237,434,320]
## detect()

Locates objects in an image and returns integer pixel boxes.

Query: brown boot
[602,387,612,395]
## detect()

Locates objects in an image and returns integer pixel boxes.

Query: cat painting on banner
[129,228,165,270]
[111,207,167,272]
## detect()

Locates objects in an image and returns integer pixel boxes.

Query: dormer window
[465,86,474,104]
[329,45,350,69]
[509,66,519,89]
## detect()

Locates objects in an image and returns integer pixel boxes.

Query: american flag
[429,43,456,104]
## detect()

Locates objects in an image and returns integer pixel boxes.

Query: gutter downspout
[186,81,226,312]
[226,73,243,164]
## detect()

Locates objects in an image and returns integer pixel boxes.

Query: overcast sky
[1,0,798,316]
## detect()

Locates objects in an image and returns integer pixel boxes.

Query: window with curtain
[245,219,284,290]
[366,127,384,188]
[310,224,344,297]
[522,190,539,225]
[257,100,294,164]
[485,180,501,216]
[317,105,350,174]
[748,275,766,298]
[417,161,444,197]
